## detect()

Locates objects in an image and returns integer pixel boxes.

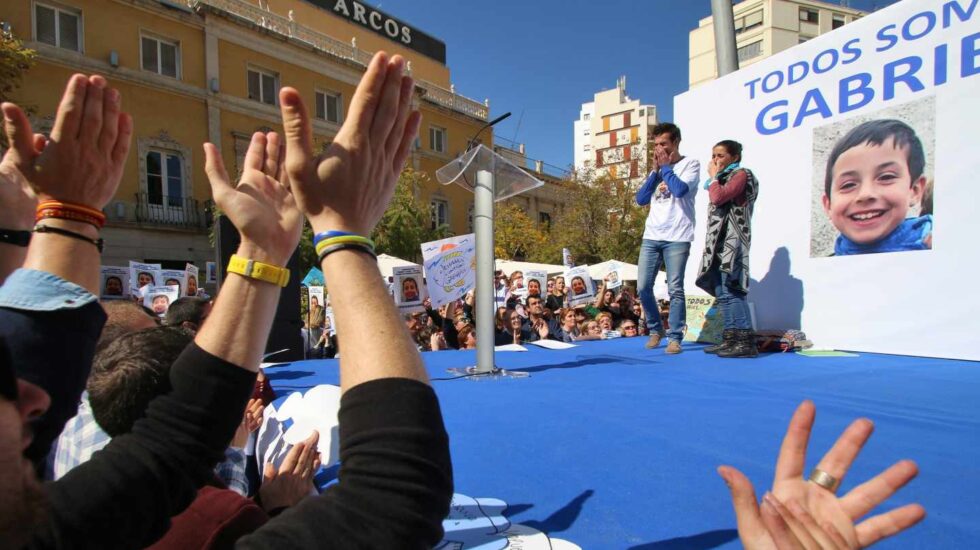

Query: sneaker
[665,340,682,354]
[645,333,664,349]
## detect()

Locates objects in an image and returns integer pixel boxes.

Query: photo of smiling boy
[821,119,932,256]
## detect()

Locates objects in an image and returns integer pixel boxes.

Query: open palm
[720,401,925,549]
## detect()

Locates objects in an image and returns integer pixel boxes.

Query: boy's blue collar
[834,215,932,256]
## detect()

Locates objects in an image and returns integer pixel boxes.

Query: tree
[371,168,450,263]
[0,25,36,147]
[493,202,546,260]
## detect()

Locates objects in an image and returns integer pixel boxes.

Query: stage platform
[263,338,980,549]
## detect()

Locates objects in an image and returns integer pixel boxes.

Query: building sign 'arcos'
[308,0,447,64]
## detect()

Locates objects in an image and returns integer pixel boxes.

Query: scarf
[702,162,740,189]
[834,215,933,255]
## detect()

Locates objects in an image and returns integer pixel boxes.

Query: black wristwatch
[0,228,32,247]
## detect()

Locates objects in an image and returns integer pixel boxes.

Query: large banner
[675,0,979,360]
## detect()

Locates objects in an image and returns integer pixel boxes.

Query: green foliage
[0,27,35,104]
[370,168,450,263]
[493,202,546,260]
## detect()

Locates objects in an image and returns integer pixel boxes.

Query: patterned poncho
[695,167,758,296]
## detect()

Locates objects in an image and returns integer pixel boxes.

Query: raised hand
[0,103,45,229]
[719,401,925,549]
[279,52,420,237]
[259,430,320,512]
[232,397,265,448]
[30,74,132,208]
[204,131,303,266]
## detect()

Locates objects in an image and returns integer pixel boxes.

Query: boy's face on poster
[151,295,169,314]
[104,277,123,295]
[823,138,925,245]
[528,279,541,296]
[402,278,419,302]
[571,277,586,295]
[186,276,197,296]
[138,272,155,287]
[165,279,180,288]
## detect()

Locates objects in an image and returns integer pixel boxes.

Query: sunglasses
[622,325,637,330]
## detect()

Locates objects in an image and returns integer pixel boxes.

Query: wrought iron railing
[134,192,212,230]
[189,0,488,120]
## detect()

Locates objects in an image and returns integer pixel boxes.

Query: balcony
[133,192,213,231]
[189,0,488,121]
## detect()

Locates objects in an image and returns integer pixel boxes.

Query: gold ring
[808,468,841,493]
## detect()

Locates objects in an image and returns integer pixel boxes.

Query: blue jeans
[637,240,691,342]
[715,271,751,330]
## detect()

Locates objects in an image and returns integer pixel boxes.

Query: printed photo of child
[811,99,934,257]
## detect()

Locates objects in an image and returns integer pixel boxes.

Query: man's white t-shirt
[642,156,701,242]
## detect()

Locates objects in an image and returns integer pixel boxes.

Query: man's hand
[280,52,420,237]
[31,74,132,208]
[0,103,45,230]
[259,430,320,512]
[719,401,925,549]
[535,319,549,339]
[204,132,303,266]
[654,148,670,169]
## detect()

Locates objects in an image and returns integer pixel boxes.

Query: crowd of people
[0,52,925,549]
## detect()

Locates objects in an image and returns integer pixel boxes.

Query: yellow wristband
[227,254,290,287]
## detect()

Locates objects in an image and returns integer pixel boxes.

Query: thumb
[718,466,770,544]
[2,102,36,167]
[278,87,313,181]
[262,462,277,483]
[203,143,232,197]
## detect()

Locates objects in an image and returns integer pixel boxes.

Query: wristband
[0,228,32,247]
[312,230,358,247]
[314,235,374,256]
[316,242,376,264]
[36,200,106,228]
[33,224,104,252]
[226,254,290,287]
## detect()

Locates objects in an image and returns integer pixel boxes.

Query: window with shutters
[34,2,81,52]
[247,67,279,106]
[141,34,180,79]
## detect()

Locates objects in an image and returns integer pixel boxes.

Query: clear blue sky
[367,0,900,171]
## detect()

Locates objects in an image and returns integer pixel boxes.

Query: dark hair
[715,140,743,162]
[104,276,123,290]
[652,122,681,142]
[824,119,925,198]
[165,297,210,330]
[98,301,159,352]
[87,326,194,437]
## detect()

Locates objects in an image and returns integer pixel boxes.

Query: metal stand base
[445,366,530,380]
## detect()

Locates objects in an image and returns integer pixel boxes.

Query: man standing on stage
[635,123,701,354]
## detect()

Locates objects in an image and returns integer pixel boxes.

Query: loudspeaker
[216,215,304,362]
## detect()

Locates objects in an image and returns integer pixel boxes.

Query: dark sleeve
[238,378,453,549]
[547,320,563,341]
[0,301,106,469]
[635,169,661,205]
[426,307,444,326]
[32,343,256,549]
[442,318,459,349]
[709,170,749,206]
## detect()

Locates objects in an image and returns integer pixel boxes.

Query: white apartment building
[573,76,657,183]
[689,0,866,89]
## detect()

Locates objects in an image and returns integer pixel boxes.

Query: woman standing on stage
[696,140,759,358]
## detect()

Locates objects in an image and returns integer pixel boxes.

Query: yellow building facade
[3,0,492,270]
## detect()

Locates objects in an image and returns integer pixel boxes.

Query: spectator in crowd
[596,312,615,334]
[546,276,565,311]
[457,324,477,350]
[96,300,159,352]
[636,122,701,354]
[583,320,602,339]
[696,140,759,358]
[165,296,212,332]
[494,270,509,308]
[523,295,561,342]
[496,309,530,345]
[618,320,640,338]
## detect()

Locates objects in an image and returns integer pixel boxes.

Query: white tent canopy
[376,253,418,279]
[494,259,565,278]
[588,260,638,282]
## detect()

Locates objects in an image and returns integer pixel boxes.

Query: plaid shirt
[50,394,249,496]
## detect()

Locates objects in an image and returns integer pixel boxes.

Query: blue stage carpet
[263,339,980,549]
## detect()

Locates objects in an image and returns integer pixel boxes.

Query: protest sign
[184,263,200,297]
[392,264,427,313]
[129,261,161,296]
[602,262,623,290]
[423,236,476,308]
[100,266,129,300]
[525,270,547,300]
[564,266,595,306]
[160,269,187,297]
[143,285,180,317]
[683,295,723,344]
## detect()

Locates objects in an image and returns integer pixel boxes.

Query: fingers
[264,131,283,181]
[203,143,232,197]
[50,74,88,141]
[2,102,36,167]
[781,498,844,550]
[279,87,313,182]
[718,466,772,547]
[392,111,422,174]
[347,51,389,134]
[262,462,277,483]
[78,75,106,144]
[841,460,919,521]
[855,503,925,547]
[294,430,319,477]
[370,55,405,148]
[812,418,873,492]
[244,132,267,174]
[774,400,816,485]
[280,439,303,473]
[98,87,121,155]
[110,113,133,168]
[759,494,805,550]
[384,75,415,157]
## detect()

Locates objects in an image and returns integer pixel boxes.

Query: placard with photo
[143,285,180,317]
[160,270,187,298]
[129,261,161,296]
[564,266,595,306]
[100,266,130,300]
[184,263,200,297]
[392,265,427,313]
[524,270,547,300]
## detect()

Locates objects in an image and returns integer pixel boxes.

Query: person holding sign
[635,123,701,355]
[695,140,759,358]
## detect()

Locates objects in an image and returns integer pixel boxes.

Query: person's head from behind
[137,271,155,288]
[712,140,742,169]
[652,122,682,162]
[104,276,123,296]
[98,300,159,353]
[0,339,51,548]
[150,294,170,315]
[527,278,541,297]
[822,119,926,246]
[87,327,194,437]
[165,297,212,332]
[186,275,198,296]
[571,276,587,296]
[402,277,419,302]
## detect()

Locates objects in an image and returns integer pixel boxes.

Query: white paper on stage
[494,344,528,352]
[392,264,427,313]
[526,339,578,350]
[674,0,980,360]
[423,235,476,308]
